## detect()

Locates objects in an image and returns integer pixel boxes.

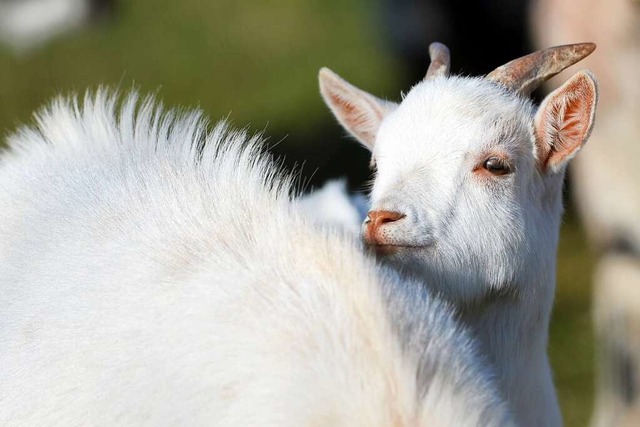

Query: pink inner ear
[540,76,595,171]
[329,91,380,145]
[330,92,358,119]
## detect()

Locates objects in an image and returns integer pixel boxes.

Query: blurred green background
[0,1,594,424]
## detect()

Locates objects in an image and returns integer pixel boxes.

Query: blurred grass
[0,1,595,425]
[553,208,596,427]
[0,0,399,137]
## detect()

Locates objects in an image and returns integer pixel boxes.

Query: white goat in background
[0,92,514,426]
[0,0,100,53]
[297,179,368,235]
[531,1,640,425]
[319,42,598,427]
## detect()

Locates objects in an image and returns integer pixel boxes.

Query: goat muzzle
[363,210,405,246]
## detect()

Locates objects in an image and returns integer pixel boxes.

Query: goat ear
[319,68,396,151]
[534,70,598,173]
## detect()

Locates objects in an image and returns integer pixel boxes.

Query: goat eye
[483,157,511,175]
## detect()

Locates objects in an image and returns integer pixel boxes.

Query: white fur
[0,92,514,426]
[297,179,368,235]
[320,68,598,426]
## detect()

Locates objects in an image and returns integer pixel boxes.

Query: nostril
[366,210,405,227]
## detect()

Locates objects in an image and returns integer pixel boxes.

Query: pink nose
[364,210,405,245]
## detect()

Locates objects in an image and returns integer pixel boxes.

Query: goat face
[320,44,597,305]
[365,78,538,303]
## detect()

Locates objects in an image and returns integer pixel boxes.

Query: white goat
[531,2,640,425]
[319,43,598,427]
[0,0,92,53]
[297,179,368,234]
[0,92,514,426]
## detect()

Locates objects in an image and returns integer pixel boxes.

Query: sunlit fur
[320,70,598,426]
[0,92,514,426]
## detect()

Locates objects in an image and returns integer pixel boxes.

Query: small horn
[425,42,450,80]
[486,42,596,95]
